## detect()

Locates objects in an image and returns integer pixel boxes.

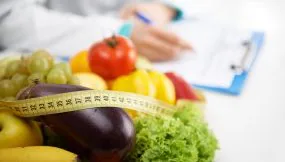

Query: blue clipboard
[193,32,265,95]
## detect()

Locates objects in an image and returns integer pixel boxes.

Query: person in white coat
[0,0,191,61]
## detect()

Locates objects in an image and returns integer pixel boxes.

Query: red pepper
[165,72,199,101]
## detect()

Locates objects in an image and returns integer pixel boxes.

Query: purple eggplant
[17,83,135,162]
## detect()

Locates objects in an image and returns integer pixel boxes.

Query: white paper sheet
[153,19,252,88]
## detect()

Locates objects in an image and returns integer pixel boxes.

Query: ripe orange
[69,50,91,73]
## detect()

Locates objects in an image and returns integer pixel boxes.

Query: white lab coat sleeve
[0,0,125,56]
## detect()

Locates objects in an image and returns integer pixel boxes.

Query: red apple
[165,72,199,101]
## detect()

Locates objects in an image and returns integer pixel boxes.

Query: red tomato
[88,35,137,80]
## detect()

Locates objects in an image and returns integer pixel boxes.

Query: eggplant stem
[24,79,41,99]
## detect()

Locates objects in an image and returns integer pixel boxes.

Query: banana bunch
[0,146,78,162]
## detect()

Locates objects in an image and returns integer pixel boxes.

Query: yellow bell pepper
[112,69,156,97]
[112,69,157,118]
[148,71,176,105]
[112,69,176,105]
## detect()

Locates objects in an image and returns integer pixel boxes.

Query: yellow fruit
[112,70,157,119]
[0,146,78,162]
[74,72,107,90]
[135,55,153,70]
[70,50,91,73]
[112,69,156,97]
[148,71,176,105]
[0,110,43,148]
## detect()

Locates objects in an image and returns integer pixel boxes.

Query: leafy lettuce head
[126,102,219,162]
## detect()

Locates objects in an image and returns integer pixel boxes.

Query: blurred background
[189,1,285,162]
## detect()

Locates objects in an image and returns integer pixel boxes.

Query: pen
[135,12,153,25]
[135,11,195,52]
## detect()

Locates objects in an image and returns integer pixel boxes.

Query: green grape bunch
[0,49,80,100]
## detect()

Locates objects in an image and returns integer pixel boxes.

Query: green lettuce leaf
[126,102,218,162]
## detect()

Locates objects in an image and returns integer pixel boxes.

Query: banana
[0,146,79,162]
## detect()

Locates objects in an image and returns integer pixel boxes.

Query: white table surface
[195,0,285,162]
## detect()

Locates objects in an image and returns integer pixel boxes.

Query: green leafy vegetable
[126,102,218,162]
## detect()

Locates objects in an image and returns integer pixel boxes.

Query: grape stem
[33,79,40,85]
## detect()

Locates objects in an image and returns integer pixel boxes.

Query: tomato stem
[106,34,118,48]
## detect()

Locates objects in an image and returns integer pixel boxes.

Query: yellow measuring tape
[0,90,176,117]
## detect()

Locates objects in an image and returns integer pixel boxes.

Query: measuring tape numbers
[0,90,176,117]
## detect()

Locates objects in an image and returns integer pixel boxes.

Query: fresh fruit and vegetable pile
[0,35,218,162]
